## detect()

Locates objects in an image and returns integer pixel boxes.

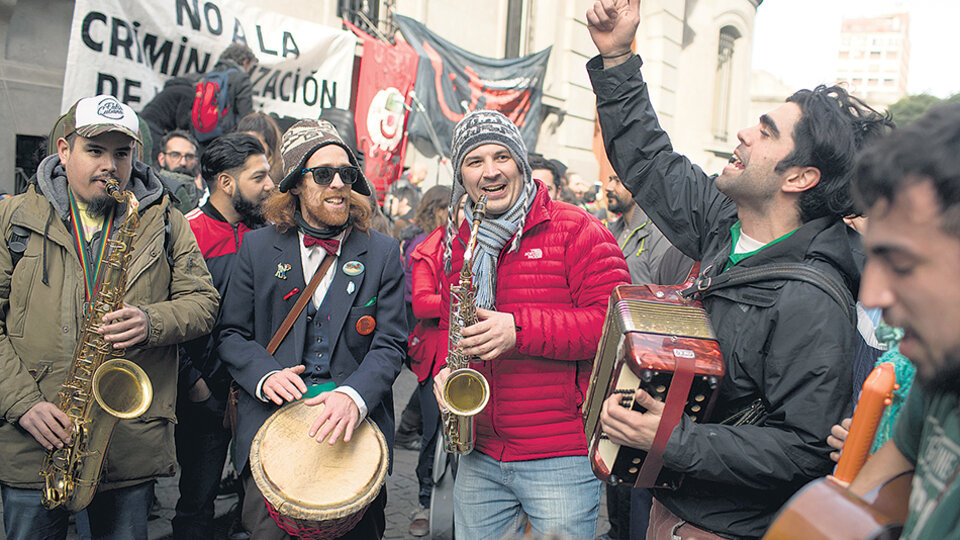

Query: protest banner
[61,0,356,118]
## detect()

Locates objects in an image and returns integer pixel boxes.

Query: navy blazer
[217,225,407,472]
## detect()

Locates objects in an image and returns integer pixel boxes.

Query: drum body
[250,400,389,540]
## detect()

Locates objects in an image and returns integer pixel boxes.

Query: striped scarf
[464,180,538,309]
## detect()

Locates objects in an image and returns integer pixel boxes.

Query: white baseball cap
[62,95,141,143]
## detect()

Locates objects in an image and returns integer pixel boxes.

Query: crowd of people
[1,1,959,539]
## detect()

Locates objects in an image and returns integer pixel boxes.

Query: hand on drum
[305,391,360,445]
[599,389,664,451]
[433,366,452,411]
[262,365,308,405]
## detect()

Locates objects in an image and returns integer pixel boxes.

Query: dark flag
[395,15,551,158]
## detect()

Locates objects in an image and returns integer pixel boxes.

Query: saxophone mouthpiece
[475,195,487,218]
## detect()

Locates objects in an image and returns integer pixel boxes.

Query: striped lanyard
[67,187,115,305]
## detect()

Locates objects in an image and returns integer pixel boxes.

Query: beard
[232,189,266,227]
[914,345,960,394]
[170,164,199,177]
[606,193,633,215]
[303,189,350,227]
[86,194,118,218]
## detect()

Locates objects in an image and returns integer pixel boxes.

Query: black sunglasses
[301,165,362,185]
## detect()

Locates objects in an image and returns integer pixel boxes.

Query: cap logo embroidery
[97,97,125,119]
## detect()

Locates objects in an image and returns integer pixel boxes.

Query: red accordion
[582,283,725,489]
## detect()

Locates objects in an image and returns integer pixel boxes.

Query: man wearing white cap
[0,95,218,539]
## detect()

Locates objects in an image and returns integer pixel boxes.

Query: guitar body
[763,472,912,540]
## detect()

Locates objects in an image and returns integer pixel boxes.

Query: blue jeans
[2,481,154,540]
[454,452,601,540]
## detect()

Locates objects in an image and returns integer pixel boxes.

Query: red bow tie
[303,235,340,256]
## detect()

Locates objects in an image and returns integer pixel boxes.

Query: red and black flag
[395,15,551,158]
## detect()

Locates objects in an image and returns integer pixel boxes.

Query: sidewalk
[0,368,610,539]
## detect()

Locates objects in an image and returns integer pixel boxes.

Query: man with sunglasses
[217,119,406,539]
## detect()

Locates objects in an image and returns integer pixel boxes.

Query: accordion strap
[635,353,696,488]
[681,262,855,325]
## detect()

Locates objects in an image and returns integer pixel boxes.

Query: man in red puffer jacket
[433,110,630,540]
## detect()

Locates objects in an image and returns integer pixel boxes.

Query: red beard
[301,188,350,227]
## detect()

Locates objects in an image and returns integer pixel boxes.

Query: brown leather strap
[265,251,337,355]
[635,354,696,488]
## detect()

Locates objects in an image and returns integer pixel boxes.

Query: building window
[712,26,741,142]
[15,135,45,195]
[505,0,525,58]
[337,0,380,36]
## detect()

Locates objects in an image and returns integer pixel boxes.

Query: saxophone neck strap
[265,228,349,355]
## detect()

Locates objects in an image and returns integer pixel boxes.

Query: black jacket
[589,54,860,539]
[141,59,254,158]
[140,76,195,161]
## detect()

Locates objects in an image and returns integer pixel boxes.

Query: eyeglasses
[302,165,362,185]
[163,151,197,162]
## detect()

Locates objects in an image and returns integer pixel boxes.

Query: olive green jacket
[0,156,219,489]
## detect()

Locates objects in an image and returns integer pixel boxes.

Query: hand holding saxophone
[433,367,452,411]
[19,402,73,450]
[599,388,665,451]
[99,302,149,348]
[456,308,516,361]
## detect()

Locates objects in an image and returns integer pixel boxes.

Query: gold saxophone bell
[92,359,153,419]
[442,368,490,417]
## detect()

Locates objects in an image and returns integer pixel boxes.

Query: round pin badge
[356,315,376,335]
[343,261,365,276]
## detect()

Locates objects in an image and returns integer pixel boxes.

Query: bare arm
[848,439,915,498]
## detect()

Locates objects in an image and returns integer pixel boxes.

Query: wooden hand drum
[250,400,389,540]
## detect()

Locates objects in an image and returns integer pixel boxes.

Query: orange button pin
[356,315,376,335]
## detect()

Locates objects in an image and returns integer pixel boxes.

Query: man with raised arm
[586,1,892,537]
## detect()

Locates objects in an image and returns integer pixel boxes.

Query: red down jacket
[438,182,630,461]
[409,226,446,383]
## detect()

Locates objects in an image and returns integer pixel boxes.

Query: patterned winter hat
[443,110,535,270]
[277,118,371,196]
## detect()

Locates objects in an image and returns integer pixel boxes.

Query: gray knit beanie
[443,110,535,272]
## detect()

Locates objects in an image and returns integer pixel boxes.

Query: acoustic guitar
[763,363,912,540]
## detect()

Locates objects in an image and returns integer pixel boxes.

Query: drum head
[250,400,389,521]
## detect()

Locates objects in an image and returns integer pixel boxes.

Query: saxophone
[40,178,154,512]
[441,195,490,455]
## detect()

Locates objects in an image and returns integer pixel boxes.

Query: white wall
[0,0,760,195]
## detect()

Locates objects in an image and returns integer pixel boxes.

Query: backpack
[190,67,239,143]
